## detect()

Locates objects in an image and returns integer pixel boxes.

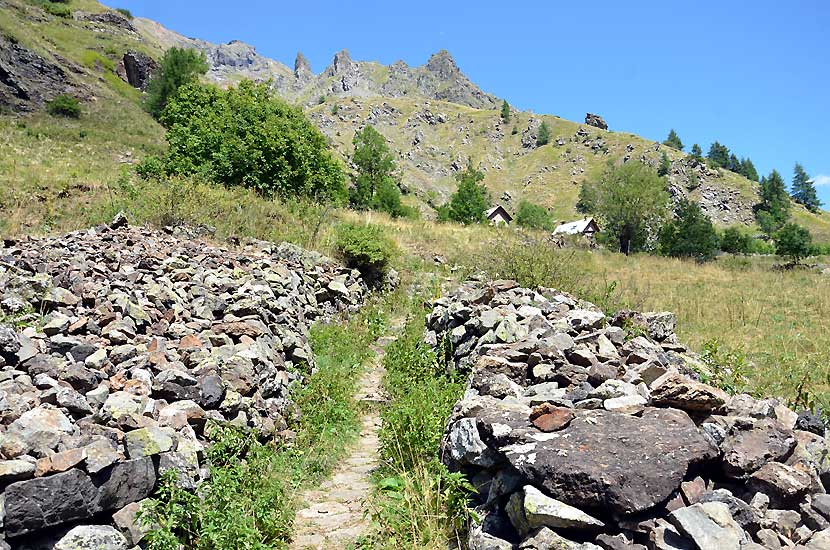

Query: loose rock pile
[427,280,830,550]
[0,218,367,549]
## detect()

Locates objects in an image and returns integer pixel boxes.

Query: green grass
[358,287,473,550]
[140,297,391,549]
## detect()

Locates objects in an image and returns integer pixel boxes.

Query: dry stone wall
[426,280,830,550]
[0,217,367,549]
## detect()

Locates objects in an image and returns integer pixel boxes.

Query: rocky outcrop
[294,51,312,81]
[585,113,608,130]
[115,50,158,91]
[0,216,367,546]
[427,280,829,549]
[76,11,137,33]
[0,35,84,112]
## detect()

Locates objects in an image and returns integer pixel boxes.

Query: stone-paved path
[289,323,401,549]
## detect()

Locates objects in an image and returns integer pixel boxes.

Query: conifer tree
[727,154,741,173]
[690,144,703,160]
[663,129,684,151]
[740,158,759,182]
[500,100,511,123]
[755,170,791,234]
[707,142,730,168]
[657,152,671,177]
[791,163,821,212]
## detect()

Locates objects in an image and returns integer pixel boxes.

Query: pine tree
[690,144,703,160]
[727,154,741,173]
[740,158,759,182]
[663,129,684,151]
[707,142,730,168]
[500,100,511,123]
[791,163,821,213]
[536,121,551,146]
[145,47,209,119]
[755,170,791,235]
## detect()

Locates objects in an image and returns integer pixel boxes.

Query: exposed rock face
[429,280,828,550]
[76,11,137,33]
[585,113,608,130]
[294,51,312,80]
[0,217,367,543]
[0,35,84,112]
[115,50,158,90]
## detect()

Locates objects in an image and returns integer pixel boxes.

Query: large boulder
[504,408,717,514]
[584,113,608,130]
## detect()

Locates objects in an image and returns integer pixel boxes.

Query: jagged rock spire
[425,49,459,79]
[294,51,312,79]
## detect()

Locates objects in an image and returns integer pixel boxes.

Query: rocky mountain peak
[294,51,312,79]
[325,49,354,76]
[425,49,460,79]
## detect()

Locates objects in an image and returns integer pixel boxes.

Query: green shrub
[515,200,555,231]
[658,199,719,261]
[335,222,396,282]
[38,0,71,17]
[720,227,751,254]
[46,95,81,118]
[747,237,775,255]
[536,121,551,146]
[115,7,133,18]
[159,80,346,201]
[135,155,166,180]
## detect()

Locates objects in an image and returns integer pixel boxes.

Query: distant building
[553,217,599,238]
[486,205,513,225]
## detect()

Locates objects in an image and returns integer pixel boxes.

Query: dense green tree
[707,141,730,168]
[791,163,821,213]
[536,121,551,146]
[159,80,346,201]
[145,47,208,118]
[515,200,555,230]
[720,227,751,254]
[690,144,703,160]
[727,153,741,173]
[444,161,490,224]
[657,152,672,177]
[349,125,406,216]
[658,199,719,260]
[577,161,670,254]
[775,223,813,264]
[740,158,759,182]
[663,129,684,151]
[755,170,791,235]
[500,100,511,123]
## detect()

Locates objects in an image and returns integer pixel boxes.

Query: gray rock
[54,524,128,550]
[520,485,604,530]
[669,502,746,549]
[4,469,99,537]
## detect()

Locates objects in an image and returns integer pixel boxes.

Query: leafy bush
[46,94,81,118]
[515,200,555,231]
[720,227,751,254]
[335,222,396,282]
[115,7,133,18]
[145,47,208,118]
[775,223,812,264]
[658,199,719,261]
[135,155,166,180]
[39,0,71,17]
[159,80,346,201]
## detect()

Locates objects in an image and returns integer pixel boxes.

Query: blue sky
[118,0,830,209]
